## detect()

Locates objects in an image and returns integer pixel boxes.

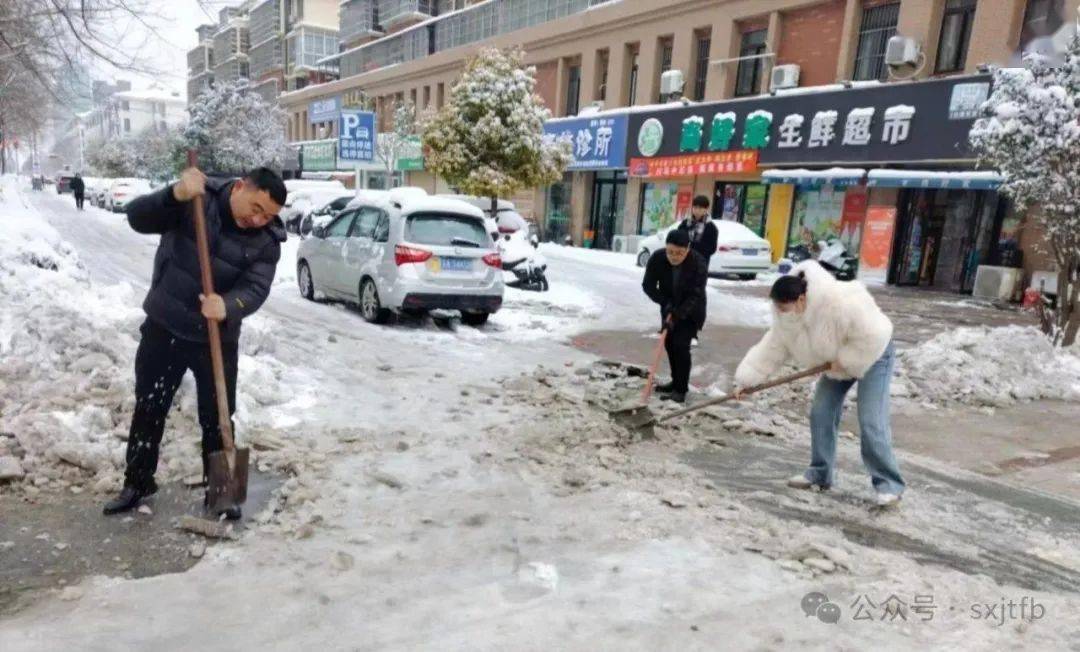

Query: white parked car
[296,189,504,325]
[636,220,772,280]
[107,178,153,212]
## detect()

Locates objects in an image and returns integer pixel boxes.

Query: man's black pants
[665,319,696,394]
[74,192,84,210]
[123,319,238,492]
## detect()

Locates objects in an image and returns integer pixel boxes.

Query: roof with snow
[114,88,186,104]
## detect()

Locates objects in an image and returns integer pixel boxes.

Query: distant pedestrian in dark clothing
[71,173,86,210]
[676,195,718,266]
[102,165,287,520]
[642,229,708,403]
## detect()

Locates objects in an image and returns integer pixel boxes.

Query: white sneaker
[786,474,826,491]
[875,493,902,508]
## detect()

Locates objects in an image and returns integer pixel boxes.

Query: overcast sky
[95,1,238,95]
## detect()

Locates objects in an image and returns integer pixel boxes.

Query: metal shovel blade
[206,447,249,514]
[609,402,658,434]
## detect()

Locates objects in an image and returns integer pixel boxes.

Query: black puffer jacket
[642,248,709,332]
[126,179,286,343]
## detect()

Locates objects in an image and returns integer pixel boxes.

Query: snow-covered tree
[422,47,570,215]
[376,100,416,183]
[183,79,287,175]
[87,126,185,181]
[970,47,1080,347]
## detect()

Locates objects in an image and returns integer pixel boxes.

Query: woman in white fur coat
[733,261,905,507]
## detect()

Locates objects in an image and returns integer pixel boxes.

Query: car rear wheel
[360,278,391,324]
[636,250,650,267]
[461,311,489,326]
[298,261,315,300]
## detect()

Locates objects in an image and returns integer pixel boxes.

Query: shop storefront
[623,73,1011,292]
[542,113,629,248]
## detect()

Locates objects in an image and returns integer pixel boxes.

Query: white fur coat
[734,261,893,386]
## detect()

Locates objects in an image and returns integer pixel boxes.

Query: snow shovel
[608,328,667,421]
[188,151,249,515]
[612,363,831,433]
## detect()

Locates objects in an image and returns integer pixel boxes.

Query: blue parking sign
[339,109,376,162]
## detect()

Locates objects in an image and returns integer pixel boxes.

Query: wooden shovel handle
[187,150,235,456]
[640,329,668,404]
[657,363,831,424]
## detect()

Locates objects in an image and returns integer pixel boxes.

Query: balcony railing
[249,0,282,47]
[378,0,435,28]
[250,37,284,78]
[340,0,383,45]
[187,44,211,75]
[288,28,341,72]
[333,0,600,78]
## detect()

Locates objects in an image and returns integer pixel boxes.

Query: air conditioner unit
[885,36,920,66]
[769,64,800,91]
[1030,270,1060,296]
[973,265,1023,301]
[612,235,645,254]
[660,70,685,97]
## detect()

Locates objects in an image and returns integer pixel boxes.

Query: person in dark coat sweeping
[102,165,287,519]
[676,195,718,267]
[641,229,708,403]
[71,173,86,210]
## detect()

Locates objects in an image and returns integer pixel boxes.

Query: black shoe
[654,381,675,393]
[662,391,687,403]
[102,486,154,515]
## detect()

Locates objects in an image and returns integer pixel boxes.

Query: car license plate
[742,248,758,256]
[440,257,472,271]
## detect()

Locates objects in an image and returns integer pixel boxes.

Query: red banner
[858,206,897,284]
[629,150,759,178]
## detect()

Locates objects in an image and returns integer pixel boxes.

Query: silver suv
[296,190,504,325]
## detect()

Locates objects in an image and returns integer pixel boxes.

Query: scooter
[498,230,549,291]
[786,239,857,280]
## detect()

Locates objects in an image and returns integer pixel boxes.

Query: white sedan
[636,220,772,280]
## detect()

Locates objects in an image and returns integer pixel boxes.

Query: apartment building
[281,0,1074,291]
[187,24,217,102]
[78,85,186,149]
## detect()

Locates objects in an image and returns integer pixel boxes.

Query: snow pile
[272,234,301,288]
[0,177,308,493]
[897,325,1080,406]
[540,243,639,271]
[490,283,602,341]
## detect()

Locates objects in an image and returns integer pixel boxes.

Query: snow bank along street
[3,174,1080,650]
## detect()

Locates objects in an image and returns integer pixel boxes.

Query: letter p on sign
[342,113,361,137]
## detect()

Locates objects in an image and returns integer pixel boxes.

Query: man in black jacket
[676,195,719,267]
[641,229,708,403]
[71,173,86,210]
[103,166,287,518]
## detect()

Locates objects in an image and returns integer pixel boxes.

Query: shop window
[935,0,976,74]
[546,173,573,244]
[627,46,640,105]
[1021,0,1064,48]
[787,186,850,255]
[713,182,770,237]
[853,2,900,82]
[657,38,673,102]
[565,64,581,116]
[693,35,711,101]
[735,29,767,98]
[640,181,691,235]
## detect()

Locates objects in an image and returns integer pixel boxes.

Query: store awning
[761,168,866,187]
[866,170,1003,189]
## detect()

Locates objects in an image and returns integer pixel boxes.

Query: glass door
[590,171,626,250]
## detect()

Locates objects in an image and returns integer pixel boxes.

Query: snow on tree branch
[421,47,571,203]
[183,80,288,176]
[969,42,1080,346]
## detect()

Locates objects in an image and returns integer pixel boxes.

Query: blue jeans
[804,342,905,496]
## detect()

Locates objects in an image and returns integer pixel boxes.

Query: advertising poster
[858,206,898,285]
[675,185,694,224]
[743,184,768,236]
[839,186,868,254]
[789,186,846,250]
[640,182,680,234]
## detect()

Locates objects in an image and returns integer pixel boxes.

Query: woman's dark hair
[770,272,808,303]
